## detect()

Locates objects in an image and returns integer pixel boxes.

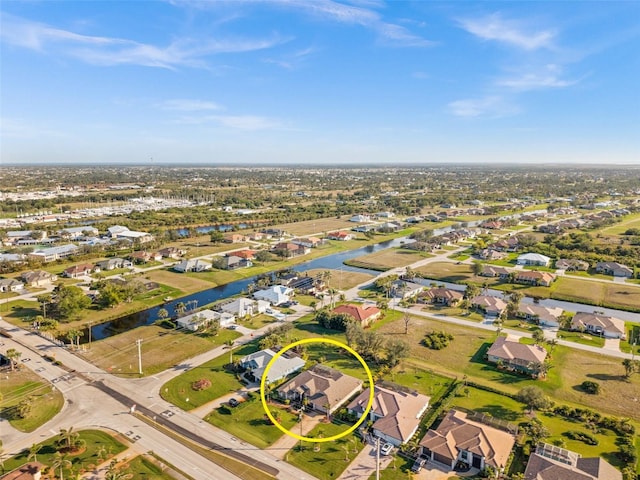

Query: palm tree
[175,302,186,317]
[27,443,42,463]
[50,452,72,480]
[157,308,169,322]
[5,348,21,371]
[224,339,235,364]
[58,427,80,452]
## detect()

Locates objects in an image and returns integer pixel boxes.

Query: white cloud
[497,64,580,91]
[447,96,519,118]
[173,114,281,130]
[159,99,222,111]
[0,13,286,69]
[458,13,555,50]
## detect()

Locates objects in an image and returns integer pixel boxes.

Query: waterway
[89,236,412,340]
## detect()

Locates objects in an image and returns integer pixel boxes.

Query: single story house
[516,304,564,327]
[173,259,212,273]
[570,312,626,339]
[219,297,268,318]
[555,258,589,271]
[391,280,425,299]
[419,409,515,472]
[478,248,507,261]
[20,270,58,287]
[276,364,362,414]
[0,278,25,293]
[176,309,231,331]
[516,253,551,267]
[254,285,293,306]
[327,231,354,241]
[273,242,310,257]
[470,295,507,316]
[479,266,510,279]
[347,383,430,446]
[515,271,556,287]
[288,276,316,293]
[595,261,633,278]
[233,249,257,260]
[223,233,246,244]
[63,264,94,278]
[419,287,464,307]
[487,336,548,376]
[95,257,132,271]
[129,251,162,263]
[524,443,621,480]
[291,237,323,248]
[158,247,186,259]
[240,348,306,384]
[220,255,252,270]
[332,303,382,327]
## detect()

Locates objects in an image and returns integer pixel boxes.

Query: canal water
[89,236,412,340]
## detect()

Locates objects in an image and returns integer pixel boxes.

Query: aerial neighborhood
[1,166,639,480]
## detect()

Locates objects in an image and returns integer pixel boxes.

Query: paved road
[0,321,317,480]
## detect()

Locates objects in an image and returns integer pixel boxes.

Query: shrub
[580,380,601,394]
[422,330,454,350]
[191,378,212,391]
[564,430,598,445]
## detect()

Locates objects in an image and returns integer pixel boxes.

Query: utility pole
[87,322,92,349]
[136,339,143,375]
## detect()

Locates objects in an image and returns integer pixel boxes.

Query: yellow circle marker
[259,337,374,443]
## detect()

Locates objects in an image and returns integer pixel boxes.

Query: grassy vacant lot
[451,386,632,470]
[287,421,365,480]
[376,315,640,420]
[260,217,363,236]
[145,268,215,294]
[305,268,374,290]
[205,399,297,449]
[2,429,127,474]
[0,367,64,432]
[161,341,259,410]
[345,248,432,271]
[597,212,640,235]
[82,324,241,377]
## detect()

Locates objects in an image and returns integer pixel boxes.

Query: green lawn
[125,455,177,479]
[287,421,365,480]
[370,455,415,480]
[390,367,454,400]
[556,330,605,348]
[205,398,297,448]
[2,429,127,475]
[0,368,65,432]
[161,341,259,410]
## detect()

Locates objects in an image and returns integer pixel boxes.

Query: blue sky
[1,1,639,165]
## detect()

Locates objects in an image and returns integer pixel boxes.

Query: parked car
[228,398,239,407]
[411,457,426,473]
[380,442,394,456]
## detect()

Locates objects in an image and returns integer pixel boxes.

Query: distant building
[332,303,382,327]
[571,312,626,339]
[28,244,78,263]
[595,261,633,278]
[173,259,212,272]
[487,336,548,376]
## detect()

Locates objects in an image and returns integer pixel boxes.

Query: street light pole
[136,338,143,375]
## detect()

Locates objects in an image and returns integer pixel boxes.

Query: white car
[380,442,394,456]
